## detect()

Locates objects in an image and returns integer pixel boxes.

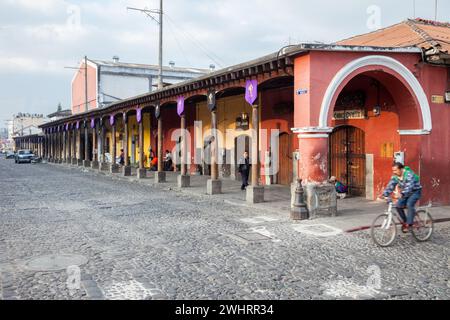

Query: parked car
[15,150,34,164]
[5,151,16,159]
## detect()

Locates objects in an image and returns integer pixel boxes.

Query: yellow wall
[196,94,255,150]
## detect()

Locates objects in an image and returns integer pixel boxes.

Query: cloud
[0,0,449,121]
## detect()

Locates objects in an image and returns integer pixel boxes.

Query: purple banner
[136,108,142,123]
[245,80,258,105]
[76,121,80,130]
[177,96,185,117]
[110,115,115,126]
[65,123,69,131]
[91,118,95,129]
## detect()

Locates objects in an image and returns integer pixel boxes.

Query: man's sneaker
[401,224,410,234]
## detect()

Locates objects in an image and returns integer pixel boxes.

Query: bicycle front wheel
[371,214,397,247]
[411,210,434,242]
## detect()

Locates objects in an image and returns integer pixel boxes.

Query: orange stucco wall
[294,50,450,205]
[72,62,97,115]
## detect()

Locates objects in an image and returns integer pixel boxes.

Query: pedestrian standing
[119,149,125,166]
[238,151,251,191]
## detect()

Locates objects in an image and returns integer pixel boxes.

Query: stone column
[54,131,59,162]
[110,120,119,173]
[59,130,63,162]
[77,127,83,166]
[177,114,190,187]
[297,132,330,183]
[155,108,166,183]
[51,132,55,162]
[62,131,66,163]
[207,108,222,195]
[83,123,91,167]
[67,129,72,164]
[71,128,77,165]
[122,113,131,176]
[246,104,264,203]
[292,129,336,217]
[91,123,99,169]
[137,118,146,179]
[99,123,108,171]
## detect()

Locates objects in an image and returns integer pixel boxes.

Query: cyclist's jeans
[396,190,422,225]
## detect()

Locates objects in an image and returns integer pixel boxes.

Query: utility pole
[84,55,88,112]
[127,1,164,90]
[158,0,163,90]
[435,0,438,21]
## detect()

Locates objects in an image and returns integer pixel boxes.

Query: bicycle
[370,198,434,247]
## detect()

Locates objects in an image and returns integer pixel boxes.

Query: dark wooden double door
[330,126,366,196]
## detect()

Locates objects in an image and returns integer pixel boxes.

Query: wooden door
[330,126,366,196]
[278,133,293,185]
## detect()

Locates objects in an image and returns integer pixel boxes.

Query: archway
[234,134,251,182]
[319,55,431,134]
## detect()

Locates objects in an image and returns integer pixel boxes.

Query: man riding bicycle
[382,162,422,233]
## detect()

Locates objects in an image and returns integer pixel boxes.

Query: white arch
[319,55,432,134]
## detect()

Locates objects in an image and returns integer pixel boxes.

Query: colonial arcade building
[39,19,450,207]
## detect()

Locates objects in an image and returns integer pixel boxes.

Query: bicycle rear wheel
[411,210,434,242]
[371,214,397,247]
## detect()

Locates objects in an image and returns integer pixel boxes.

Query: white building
[71,56,212,114]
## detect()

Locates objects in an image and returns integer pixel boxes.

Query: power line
[165,17,192,67]
[164,14,226,68]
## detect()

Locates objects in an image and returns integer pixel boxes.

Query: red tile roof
[337,18,450,54]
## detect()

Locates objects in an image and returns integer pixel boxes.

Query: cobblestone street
[1,159,449,300]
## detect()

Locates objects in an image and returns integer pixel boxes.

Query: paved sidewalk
[51,162,450,233]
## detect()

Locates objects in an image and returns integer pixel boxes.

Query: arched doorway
[277,132,293,186]
[330,126,366,196]
[234,135,251,182]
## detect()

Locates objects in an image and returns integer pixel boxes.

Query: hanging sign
[76,121,80,130]
[65,123,69,131]
[177,96,185,116]
[155,104,161,119]
[136,108,142,123]
[245,80,258,105]
[91,118,95,129]
[207,89,216,111]
[110,115,115,126]
[332,109,366,120]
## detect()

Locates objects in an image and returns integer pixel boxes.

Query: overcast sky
[0,0,449,126]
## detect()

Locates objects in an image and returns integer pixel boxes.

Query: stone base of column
[77,159,83,166]
[137,168,147,179]
[177,175,190,188]
[71,158,77,165]
[207,179,222,195]
[110,164,120,174]
[155,171,166,183]
[48,158,54,163]
[246,186,265,204]
[122,166,132,176]
[65,159,71,164]
[83,160,91,168]
[91,160,99,169]
[99,162,109,171]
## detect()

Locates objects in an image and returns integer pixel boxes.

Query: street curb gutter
[345,218,450,233]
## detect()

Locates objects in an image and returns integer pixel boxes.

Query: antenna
[127,1,164,90]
